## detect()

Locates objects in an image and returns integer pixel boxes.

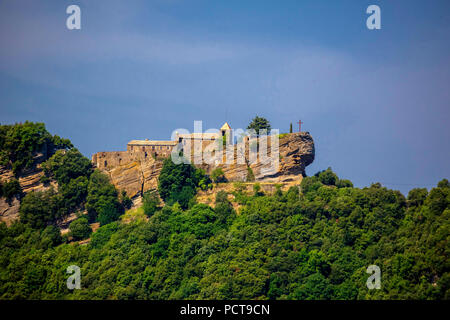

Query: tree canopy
[0,122,72,175]
[158,158,210,209]
[247,116,271,135]
[1,169,448,300]
[0,122,448,301]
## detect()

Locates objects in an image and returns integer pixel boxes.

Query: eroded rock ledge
[92,132,315,199]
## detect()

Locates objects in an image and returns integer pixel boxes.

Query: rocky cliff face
[204,132,315,183]
[92,132,315,199]
[0,150,56,226]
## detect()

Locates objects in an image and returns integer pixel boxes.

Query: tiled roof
[127,140,178,146]
[220,122,231,130]
[177,133,220,139]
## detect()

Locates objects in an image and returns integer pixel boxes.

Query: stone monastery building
[92,123,232,170]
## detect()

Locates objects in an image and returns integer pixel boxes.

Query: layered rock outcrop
[0,150,56,226]
[92,132,315,199]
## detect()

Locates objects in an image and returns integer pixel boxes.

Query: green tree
[247,116,271,135]
[1,179,22,200]
[86,170,121,223]
[158,158,199,209]
[315,167,338,186]
[211,168,226,184]
[246,167,255,182]
[90,222,119,249]
[59,176,89,213]
[42,148,92,186]
[337,179,353,188]
[214,191,235,225]
[40,225,62,248]
[120,190,133,210]
[19,189,61,229]
[195,168,212,191]
[97,202,121,226]
[69,217,92,240]
[407,188,428,207]
[0,122,72,175]
[142,190,160,217]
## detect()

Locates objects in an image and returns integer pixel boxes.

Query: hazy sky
[0,0,449,195]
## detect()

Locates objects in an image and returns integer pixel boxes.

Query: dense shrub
[211,168,226,183]
[69,217,92,240]
[90,222,119,249]
[1,179,22,200]
[120,190,133,210]
[0,122,72,175]
[42,149,92,185]
[158,158,209,209]
[142,190,160,217]
[86,170,121,223]
[19,189,61,229]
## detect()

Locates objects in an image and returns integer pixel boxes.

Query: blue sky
[0,0,449,195]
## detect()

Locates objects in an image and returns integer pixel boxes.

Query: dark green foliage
[19,189,61,229]
[247,116,271,135]
[337,179,354,188]
[40,225,62,249]
[246,167,255,182]
[407,188,428,207]
[59,176,89,213]
[51,135,73,150]
[86,170,121,223]
[0,122,72,175]
[315,167,338,186]
[120,190,133,210]
[1,178,22,200]
[214,191,236,225]
[42,149,92,186]
[40,175,51,185]
[158,158,208,209]
[0,166,448,300]
[90,222,119,249]
[438,179,449,189]
[1,122,122,232]
[173,186,196,210]
[289,123,293,133]
[195,168,212,191]
[253,183,264,196]
[97,202,121,226]
[211,168,226,184]
[142,190,160,217]
[69,217,92,241]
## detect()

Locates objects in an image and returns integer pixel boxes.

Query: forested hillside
[0,123,448,300]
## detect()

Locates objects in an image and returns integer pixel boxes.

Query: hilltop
[0,122,448,300]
